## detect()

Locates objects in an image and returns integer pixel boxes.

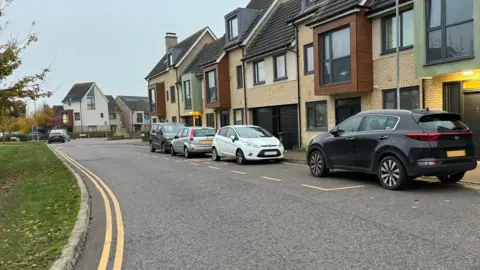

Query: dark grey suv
[307,109,477,190]
[150,123,186,153]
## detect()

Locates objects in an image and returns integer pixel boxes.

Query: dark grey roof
[245,0,301,60]
[183,36,227,77]
[61,82,94,103]
[366,0,411,15]
[106,95,121,112]
[224,0,275,50]
[52,105,64,115]
[305,0,363,26]
[145,27,208,79]
[117,96,150,113]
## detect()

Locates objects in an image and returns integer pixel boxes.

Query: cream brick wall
[229,48,246,112]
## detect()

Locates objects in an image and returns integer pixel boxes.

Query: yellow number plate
[200,140,212,145]
[447,150,466,157]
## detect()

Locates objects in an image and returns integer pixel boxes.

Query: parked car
[170,127,216,158]
[211,125,284,164]
[48,130,67,144]
[150,122,187,153]
[307,109,477,190]
[28,131,49,141]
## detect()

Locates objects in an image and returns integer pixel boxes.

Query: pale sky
[5,0,248,111]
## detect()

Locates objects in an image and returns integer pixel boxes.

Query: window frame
[306,100,328,131]
[87,96,96,110]
[184,80,192,109]
[168,53,173,67]
[304,43,314,75]
[382,86,420,110]
[273,53,288,81]
[100,113,104,118]
[170,86,176,103]
[74,112,80,121]
[236,65,243,89]
[172,116,177,123]
[206,70,218,104]
[233,108,244,125]
[109,113,116,120]
[253,59,265,85]
[136,113,143,123]
[206,113,215,128]
[425,0,474,64]
[321,26,351,86]
[228,16,239,40]
[381,9,414,54]
[88,126,97,132]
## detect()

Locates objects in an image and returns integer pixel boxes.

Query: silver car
[170,127,216,158]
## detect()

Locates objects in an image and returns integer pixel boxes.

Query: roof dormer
[224,8,258,44]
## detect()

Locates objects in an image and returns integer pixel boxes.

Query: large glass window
[274,54,287,81]
[184,80,192,109]
[426,0,474,63]
[382,9,413,53]
[322,27,350,85]
[306,101,328,131]
[136,113,143,123]
[253,60,265,85]
[87,96,95,110]
[228,17,238,40]
[234,109,244,125]
[304,43,314,75]
[382,86,420,110]
[149,88,156,112]
[236,65,243,89]
[109,113,116,120]
[74,113,80,121]
[206,70,217,104]
[170,86,176,103]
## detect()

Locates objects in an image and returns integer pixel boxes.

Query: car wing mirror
[174,135,179,139]
[230,135,236,142]
[329,128,339,136]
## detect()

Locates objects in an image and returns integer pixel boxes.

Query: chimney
[165,32,178,53]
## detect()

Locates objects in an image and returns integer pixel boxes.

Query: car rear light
[417,161,441,166]
[405,133,441,141]
[189,129,194,141]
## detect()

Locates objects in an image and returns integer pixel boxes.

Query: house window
[382,9,414,53]
[236,65,243,89]
[228,17,238,39]
[253,60,265,85]
[168,53,173,67]
[184,80,192,109]
[382,86,420,110]
[88,126,97,132]
[426,0,473,63]
[62,113,69,124]
[304,43,314,75]
[166,90,169,102]
[206,70,218,104]
[100,113,104,118]
[172,116,177,123]
[87,96,96,110]
[206,113,215,127]
[136,113,143,123]
[109,113,116,120]
[322,27,351,85]
[170,86,176,103]
[150,88,156,112]
[234,109,244,125]
[306,101,328,131]
[274,54,287,81]
[74,113,80,121]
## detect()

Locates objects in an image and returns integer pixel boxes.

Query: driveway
[50,138,480,269]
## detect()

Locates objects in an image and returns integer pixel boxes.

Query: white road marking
[204,162,211,164]
[152,156,158,158]
[208,166,220,170]
[175,160,183,163]
[231,170,247,175]
[162,157,170,160]
[261,176,282,182]
[190,163,200,166]
[301,184,364,191]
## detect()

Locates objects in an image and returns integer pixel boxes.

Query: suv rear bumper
[408,158,477,177]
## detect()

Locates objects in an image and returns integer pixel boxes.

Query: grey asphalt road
[51,139,480,269]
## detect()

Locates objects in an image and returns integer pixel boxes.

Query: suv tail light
[405,133,441,141]
[189,129,194,141]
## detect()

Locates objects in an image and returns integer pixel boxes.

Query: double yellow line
[56,150,124,270]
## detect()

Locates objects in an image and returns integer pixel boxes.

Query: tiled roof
[183,36,227,77]
[245,0,301,60]
[367,0,412,15]
[145,27,209,79]
[61,82,94,103]
[117,96,150,113]
[305,0,363,26]
[224,0,275,50]
[106,95,121,112]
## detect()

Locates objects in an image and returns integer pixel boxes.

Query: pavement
[50,138,480,269]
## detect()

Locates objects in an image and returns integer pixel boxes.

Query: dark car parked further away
[150,122,187,153]
[48,131,67,144]
[28,131,49,141]
[307,109,477,190]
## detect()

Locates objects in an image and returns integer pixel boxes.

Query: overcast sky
[5,0,248,111]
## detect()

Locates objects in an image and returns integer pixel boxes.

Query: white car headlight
[244,141,259,148]
[278,141,283,148]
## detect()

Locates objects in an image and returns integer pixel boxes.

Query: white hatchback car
[211,125,284,164]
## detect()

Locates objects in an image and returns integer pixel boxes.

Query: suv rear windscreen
[194,129,216,137]
[418,114,468,132]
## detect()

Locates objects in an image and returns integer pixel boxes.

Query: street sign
[104,121,108,126]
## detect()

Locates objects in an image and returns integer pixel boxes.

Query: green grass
[0,142,80,269]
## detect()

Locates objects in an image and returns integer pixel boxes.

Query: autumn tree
[0,0,51,137]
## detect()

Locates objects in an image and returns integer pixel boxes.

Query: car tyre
[184,147,190,159]
[212,148,220,161]
[308,150,329,177]
[171,147,176,156]
[161,143,168,154]
[437,172,465,183]
[150,141,155,153]
[378,156,411,190]
[236,149,246,165]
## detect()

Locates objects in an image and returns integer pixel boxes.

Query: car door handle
[346,137,355,141]
[378,136,389,140]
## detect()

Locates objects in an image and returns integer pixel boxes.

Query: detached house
[62,82,110,133]
[106,95,122,132]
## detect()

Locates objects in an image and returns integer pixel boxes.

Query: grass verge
[0,142,80,269]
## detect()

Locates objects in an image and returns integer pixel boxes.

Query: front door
[463,91,480,157]
[220,111,230,127]
[335,97,361,125]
